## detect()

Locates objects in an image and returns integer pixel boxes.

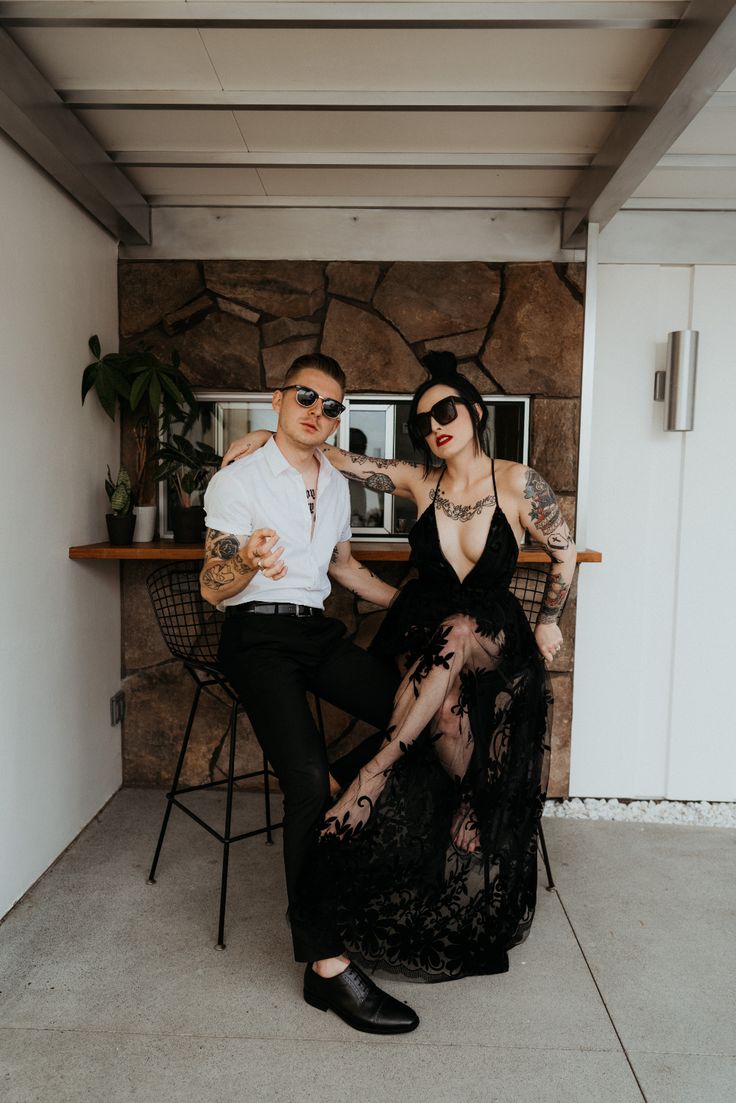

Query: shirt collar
[264,435,336,482]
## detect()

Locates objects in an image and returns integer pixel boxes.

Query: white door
[571,264,735,799]
[665,267,736,799]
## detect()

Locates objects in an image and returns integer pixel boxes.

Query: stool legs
[215,698,239,950]
[147,681,203,885]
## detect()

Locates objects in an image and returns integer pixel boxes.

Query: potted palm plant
[153,434,222,543]
[105,464,136,544]
[81,335,199,541]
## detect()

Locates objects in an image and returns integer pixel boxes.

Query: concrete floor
[1,789,734,1103]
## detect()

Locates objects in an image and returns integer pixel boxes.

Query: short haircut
[282,353,346,393]
[407,352,489,476]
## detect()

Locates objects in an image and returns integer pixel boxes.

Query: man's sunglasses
[278,384,345,420]
[414,396,475,438]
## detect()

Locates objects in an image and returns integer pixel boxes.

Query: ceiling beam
[624,196,736,207]
[562,0,736,245]
[658,153,736,167]
[0,1,686,30]
[144,195,567,209]
[110,151,736,170]
[63,89,631,111]
[112,151,591,169]
[701,90,736,107]
[0,29,149,242]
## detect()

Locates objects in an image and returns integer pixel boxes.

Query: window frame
[158,390,531,541]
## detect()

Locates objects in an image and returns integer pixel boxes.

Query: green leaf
[159,372,184,406]
[88,334,101,359]
[148,375,162,415]
[81,363,98,405]
[110,366,132,402]
[129,370,151,411]
[95,364,118,421]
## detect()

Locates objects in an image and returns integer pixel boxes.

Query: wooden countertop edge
[69,540,602,565]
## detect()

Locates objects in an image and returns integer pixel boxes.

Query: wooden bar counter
[69,540,601,564]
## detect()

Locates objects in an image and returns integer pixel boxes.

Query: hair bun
[421,350,458,381]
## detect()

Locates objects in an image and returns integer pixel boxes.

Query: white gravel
[542,797,736,828]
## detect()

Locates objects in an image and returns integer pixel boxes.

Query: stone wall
[119,260,583,798]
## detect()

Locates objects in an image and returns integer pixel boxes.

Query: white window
[159,392,530,541]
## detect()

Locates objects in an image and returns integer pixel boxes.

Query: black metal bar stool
[145,561,285,949]
[509,565,557,892]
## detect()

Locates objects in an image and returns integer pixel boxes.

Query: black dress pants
[218,609,400,963]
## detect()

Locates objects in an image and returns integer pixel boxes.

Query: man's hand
[200,526,286,605]
[244,529,287,581]
[221,429,273,469]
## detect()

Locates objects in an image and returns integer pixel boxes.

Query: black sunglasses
[414,396,474,438]
[278,384,345,420]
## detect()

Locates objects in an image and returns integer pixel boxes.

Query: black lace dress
[294,458,553,982]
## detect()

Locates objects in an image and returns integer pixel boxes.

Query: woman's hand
[220,429,273,469]
[534,621,563,666]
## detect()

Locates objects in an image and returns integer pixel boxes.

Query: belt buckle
[294,605,310,617]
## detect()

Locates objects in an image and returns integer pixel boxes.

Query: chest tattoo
[429,486,497,522]
[305,487,316,521]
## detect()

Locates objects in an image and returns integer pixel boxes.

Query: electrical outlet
[110,690,125,726]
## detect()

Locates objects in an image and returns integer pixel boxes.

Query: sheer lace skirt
[293,612,553,982]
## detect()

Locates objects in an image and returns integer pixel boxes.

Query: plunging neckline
[430,501,506,586]
[415,465,520,586]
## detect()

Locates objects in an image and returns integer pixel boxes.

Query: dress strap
[491,456,499,503]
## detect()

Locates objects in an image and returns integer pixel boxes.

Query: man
[200,353,419,1035]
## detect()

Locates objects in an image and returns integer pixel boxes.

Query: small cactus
[105,464,133,516]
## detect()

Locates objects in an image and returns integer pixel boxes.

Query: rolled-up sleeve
[337,479,352,544]
[203,471,253,536]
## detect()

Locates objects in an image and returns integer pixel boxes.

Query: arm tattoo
[363,472,396,493]
[523,469,572,555]
[206,529,240,560]
[546,530,572,553]
[201,562,237,591]
[202,527,254,587]
[322,446,402,471]
[333,468,396,493]
[330,545,339,564]
[523,470,562,534]
[538,571,571,624]
[321,445,402,494]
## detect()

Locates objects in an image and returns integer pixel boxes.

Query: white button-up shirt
[203,436,352,612]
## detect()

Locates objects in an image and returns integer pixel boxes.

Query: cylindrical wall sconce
[653,329,698,431]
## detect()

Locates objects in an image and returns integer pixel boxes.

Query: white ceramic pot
[133,505,157,542]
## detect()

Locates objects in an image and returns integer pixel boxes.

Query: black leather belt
[226,601,323,618]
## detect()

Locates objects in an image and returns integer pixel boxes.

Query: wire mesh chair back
[147,562,224,670]
[509,565,549,628]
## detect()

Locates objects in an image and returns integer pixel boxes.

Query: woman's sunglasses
[414,396,474,438]
[278,384,345,420]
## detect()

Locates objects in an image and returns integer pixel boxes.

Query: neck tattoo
[430,485,497,522]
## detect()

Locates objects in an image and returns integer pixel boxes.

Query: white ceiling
[1,1,735,238]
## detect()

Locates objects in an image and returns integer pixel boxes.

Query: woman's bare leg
[321,616,504,839]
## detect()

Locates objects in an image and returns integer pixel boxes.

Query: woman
[222,352,576,982]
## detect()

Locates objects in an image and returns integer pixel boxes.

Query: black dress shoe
[303,961,419,1035]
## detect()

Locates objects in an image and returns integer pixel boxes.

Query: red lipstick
[436,434,453,447]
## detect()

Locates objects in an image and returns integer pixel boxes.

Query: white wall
[571,263,736,799]
[0,133,122,917]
